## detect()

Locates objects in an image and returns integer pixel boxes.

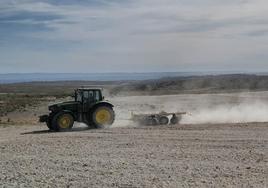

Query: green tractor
[39,88,115,131]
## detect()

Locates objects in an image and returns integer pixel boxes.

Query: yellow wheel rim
[95,109,111,125]
[58,114,71,129]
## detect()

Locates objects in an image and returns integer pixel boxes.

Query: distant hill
[0,72,208,84]
[2,72,266,83]
[110,74,268,95]
[1,74,268,96]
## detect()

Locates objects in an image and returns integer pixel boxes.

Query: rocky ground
[0,123,267,188]
[0,92,268,187]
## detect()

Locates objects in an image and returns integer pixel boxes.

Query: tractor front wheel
[52,112,74,131]
[91,106,115,128]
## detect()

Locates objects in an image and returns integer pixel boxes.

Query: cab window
[76,91,82,102]
[83,91,94,103]
[94,90,101,101]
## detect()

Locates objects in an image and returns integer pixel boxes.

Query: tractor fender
[91,101,114,110]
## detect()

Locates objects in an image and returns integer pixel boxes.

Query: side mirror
[102,96,105,100]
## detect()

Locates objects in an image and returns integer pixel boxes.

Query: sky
[1,0,268,73]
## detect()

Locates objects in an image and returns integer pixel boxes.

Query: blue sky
[1,0,268,73]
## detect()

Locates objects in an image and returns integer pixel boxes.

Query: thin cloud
[2,0,268,40]
[1,0,268,73]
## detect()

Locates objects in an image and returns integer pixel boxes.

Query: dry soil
[1,93,268,187]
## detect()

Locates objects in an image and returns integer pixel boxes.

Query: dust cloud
[181,100,268,124]
[109,92,268,127]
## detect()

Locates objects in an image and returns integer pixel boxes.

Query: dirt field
[0,92,268,187]
[0,123,267,188]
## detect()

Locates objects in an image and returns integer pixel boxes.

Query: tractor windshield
[83,91,94,102]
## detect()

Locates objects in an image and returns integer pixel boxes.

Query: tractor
[39,87,115,131]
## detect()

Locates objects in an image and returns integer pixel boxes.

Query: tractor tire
[91,105,115,128]
[52,112,74,132]
[159,116,169,125]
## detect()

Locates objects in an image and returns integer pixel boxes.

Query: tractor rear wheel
[52,112,74,131]
[91,105,115,128]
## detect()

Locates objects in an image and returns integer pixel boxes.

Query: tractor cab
[74,88,103,104]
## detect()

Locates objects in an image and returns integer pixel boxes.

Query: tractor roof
[77,87,103,91]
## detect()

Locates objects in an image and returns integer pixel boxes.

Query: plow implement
[131,111,187,125]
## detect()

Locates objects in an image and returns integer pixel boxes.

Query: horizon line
[0,71,267,75]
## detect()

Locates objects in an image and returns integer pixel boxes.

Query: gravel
[1,92,268,187]
[0,123,267,188]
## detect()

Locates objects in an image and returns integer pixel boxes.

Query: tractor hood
[49,101,79,112]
